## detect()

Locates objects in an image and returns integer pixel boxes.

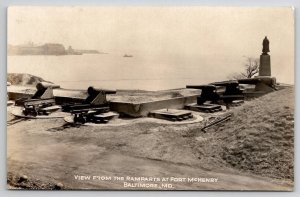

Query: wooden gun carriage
[62,86,117,124]
[210,80,244,104]
[18,82,60,116]
[185,85,222,112]
[186,81,244,112]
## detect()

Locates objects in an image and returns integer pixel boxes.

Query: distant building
[42,43,66,55]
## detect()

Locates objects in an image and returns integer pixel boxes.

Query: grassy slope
[193,87,294,180]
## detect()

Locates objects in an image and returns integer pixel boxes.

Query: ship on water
[123,54,133,58]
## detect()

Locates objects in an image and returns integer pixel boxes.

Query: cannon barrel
[238,77,276,86]
[211,80,239,86]
[186,85,216,90]
[36,82,60,90]
[87,86,117,95]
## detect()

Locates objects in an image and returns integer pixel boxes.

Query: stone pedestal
[259,54,271,76]
[254,76,276,92]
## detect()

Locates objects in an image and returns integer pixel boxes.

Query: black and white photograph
[6,6,294,191]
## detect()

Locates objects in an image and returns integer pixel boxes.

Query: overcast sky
[8,6,295,84]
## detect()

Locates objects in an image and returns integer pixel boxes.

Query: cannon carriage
[185,80,245,112]
[185,85,223,113]
[211,80,244,106]
[17,82,60,116]
[62,87,117,124]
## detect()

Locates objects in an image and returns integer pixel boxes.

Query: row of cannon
[13,76,276,123]
[15,82,116,124]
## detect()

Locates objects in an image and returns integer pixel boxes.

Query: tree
[242,57,260,78]
[228,57,259,80]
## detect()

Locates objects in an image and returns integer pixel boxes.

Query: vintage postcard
[7,6,294,190]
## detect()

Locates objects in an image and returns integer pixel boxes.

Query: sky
[7,6,295,84]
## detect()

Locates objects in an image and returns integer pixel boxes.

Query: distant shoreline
[8,43,104,56]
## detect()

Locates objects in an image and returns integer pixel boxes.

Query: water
[7,54,241,91]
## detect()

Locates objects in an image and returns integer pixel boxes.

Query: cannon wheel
[74,114,86,124]
[23,109,28,116]
[31,109,38,117]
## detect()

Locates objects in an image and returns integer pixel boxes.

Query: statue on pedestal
[262,36,270,55]
[259,36,271,76]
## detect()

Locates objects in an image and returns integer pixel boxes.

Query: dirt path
[7,117,292,190]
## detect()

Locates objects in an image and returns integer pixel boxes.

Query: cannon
[210,80,244,104]
[62,86,117,124]
[186,85,220,105]
[62,87,116,112]
[185,85,222,113]
[211,80,243,95]
[237,76,277,93]
[19,82,60,116]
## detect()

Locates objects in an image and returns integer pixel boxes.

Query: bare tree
[242,57,259,78]
[228,57,259,80]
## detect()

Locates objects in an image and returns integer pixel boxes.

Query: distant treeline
[8,43,101,56]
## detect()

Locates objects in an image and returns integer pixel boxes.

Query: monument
[259,36,271,76]
[238,36,277,94]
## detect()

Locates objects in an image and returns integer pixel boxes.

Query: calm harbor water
[7,54,241,91]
